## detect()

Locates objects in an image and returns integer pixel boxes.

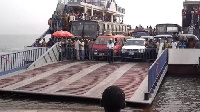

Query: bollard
[198,57,200,71]
[199,57,200,66]
[144,92,150,100]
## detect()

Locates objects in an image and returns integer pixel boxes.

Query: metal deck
[0,61,151,104]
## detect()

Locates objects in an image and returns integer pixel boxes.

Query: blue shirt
[180,44,185,49]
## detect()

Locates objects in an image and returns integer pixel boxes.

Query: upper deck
[60,0,125,16]
[183,0,200,5]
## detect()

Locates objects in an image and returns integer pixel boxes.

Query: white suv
[122,38,146,59]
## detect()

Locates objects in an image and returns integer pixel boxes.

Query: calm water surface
[0,34,38,55]
[0,35,200,111]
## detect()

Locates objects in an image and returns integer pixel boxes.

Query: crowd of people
[33,33,200,63]
[134,25,157,36]
[48,8,122,32]
[182,5,200,27]
[34,37,96,61]
[145,36,200,51]
[52,37,95,61]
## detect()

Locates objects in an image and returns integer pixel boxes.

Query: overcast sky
[0,0,184,35]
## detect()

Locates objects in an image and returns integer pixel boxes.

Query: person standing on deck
[156,38,161,54]
[34,39,41,47]
[52,11,57,31]
[79,39,85,60]
[179,41,186,49]
[47,38,54,47]
[88,39,94,60]
[41,38,47,47]
[171,40,177,49]
[195,41,200,49]
[84,39,89,59]
[75,38,81,60]
[57,38,63,61]
[107,38,114,63]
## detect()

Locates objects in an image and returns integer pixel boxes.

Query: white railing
[28,43,61,70]
[0,47,49,75]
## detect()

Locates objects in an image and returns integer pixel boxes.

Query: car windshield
[71,21,98,39]
[125,40,144,46]
[95,37,113,45]
[132,32,150,38]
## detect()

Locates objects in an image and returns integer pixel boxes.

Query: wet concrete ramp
[0,61,151,104]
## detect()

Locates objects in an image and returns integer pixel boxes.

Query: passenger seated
[101,86,126,112]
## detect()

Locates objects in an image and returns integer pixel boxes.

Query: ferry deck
[1,0,200,108]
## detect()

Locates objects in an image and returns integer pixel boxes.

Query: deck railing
[148,49,168,93]
[0,47,49,75]
[28,43,61,70]
[68,0,125,14]
[62,47,157,62]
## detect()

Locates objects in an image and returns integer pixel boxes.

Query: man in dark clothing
[107,38,114,63]
[146,39,157,60]
[101,86,126,112]
[195,41,200,49]
[47,38,55,47]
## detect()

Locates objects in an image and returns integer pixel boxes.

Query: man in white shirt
[171,40,177,49]
[79,39,85,60]
[75,38,81,60]
[107,38,114,63]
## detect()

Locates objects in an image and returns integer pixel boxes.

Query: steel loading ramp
[0,61,152,104]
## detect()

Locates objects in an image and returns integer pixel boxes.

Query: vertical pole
[111,14,113,23]
[191,11,194,27]
[84,6,87,14]
[198,15,200,39]
[199,57,200,66]
[103,9,105,21]
[91,6,94,17]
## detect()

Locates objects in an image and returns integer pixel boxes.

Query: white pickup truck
[122,38,146,59]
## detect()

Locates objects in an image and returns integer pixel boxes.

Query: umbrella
[52,30,74,38]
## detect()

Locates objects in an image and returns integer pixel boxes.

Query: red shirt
[198,8,200,15]
[182,9,186,16]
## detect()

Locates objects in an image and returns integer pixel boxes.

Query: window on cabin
[71,21,98,39]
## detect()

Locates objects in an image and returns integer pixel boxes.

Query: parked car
[178,34,199,48]
[92,34,126,60]
[125,36,135,40]
[121,38,146,59]
[131,31,150,38]
[178,34,199,41]
[154,35,173,43]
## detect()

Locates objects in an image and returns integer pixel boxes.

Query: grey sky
[0,0,184,35]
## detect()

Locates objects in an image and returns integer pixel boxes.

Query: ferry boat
[31,0,128,46]
[1,0,200,110]
[0,0,165,107]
